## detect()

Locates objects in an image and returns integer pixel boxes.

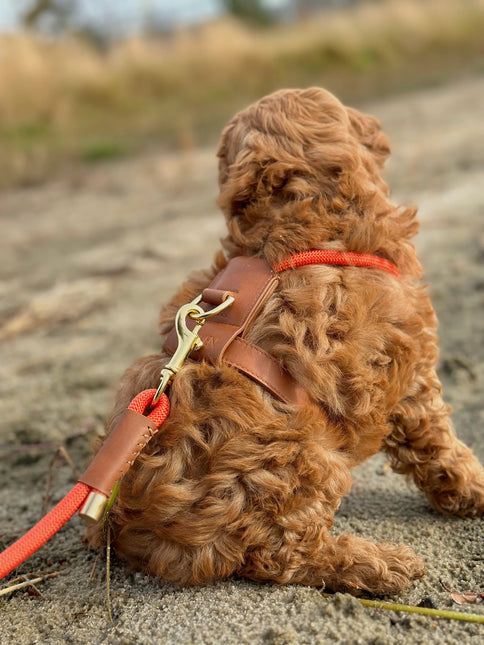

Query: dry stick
[25,576,45,598]
[320,592,484,624]
[42,445,80,516]
[42,449,62,516]
[58,445,80,480]
[0,572,59,597]
[0,424,95,456]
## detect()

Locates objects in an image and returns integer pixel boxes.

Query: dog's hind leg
[383,366,484,517]
[236,446,425,595]
[239,526,425,594]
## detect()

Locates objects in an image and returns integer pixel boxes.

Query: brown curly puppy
[87,88,484,595]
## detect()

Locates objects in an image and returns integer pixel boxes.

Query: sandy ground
[0,76,483,644]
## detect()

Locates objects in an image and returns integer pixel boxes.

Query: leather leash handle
[78,389,169,523]
[79,409,158,499]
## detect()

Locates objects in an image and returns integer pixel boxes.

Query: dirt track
[0,76,483,644]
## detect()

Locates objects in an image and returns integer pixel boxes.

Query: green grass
[81,140,125,162]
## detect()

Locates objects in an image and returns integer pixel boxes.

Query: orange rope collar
[274,249,399,277]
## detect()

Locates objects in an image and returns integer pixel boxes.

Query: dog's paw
[327,536,426,596]
[427,477,484,518]
[356,543,426,596]
[424,453,484,518]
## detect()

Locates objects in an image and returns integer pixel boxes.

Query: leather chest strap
[223,337,310,406]
[163,257,310,406]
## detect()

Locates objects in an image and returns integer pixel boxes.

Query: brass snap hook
[152,293,234,404]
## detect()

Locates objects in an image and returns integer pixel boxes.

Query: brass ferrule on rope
[79,491,109,524]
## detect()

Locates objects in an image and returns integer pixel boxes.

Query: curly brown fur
[86,87,484,595]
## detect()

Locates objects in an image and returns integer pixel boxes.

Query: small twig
[440,579,452,592]
[26,580,45,598]
[1,575,25,586]
[0,572,59,597]
[319,592,484,624]
[41,445,80,516]
[42,449,61,517]
[59,445,80,480]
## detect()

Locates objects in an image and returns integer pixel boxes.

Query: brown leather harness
[163,251,399,407]
[164,256,309,406]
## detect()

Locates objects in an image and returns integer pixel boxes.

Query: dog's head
[217,88,418,271]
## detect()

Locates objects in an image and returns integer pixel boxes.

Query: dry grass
[0,0,483,189]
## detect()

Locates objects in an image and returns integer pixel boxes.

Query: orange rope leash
[0,482,91,580]
[0,389,169,581]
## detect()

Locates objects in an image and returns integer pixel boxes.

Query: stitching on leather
[212,259,273,327]
[81,418,159,495]
[242,277,279,333]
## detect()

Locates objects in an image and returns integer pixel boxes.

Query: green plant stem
[320,592,484,623]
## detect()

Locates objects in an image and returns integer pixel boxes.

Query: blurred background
[0,0,483,189]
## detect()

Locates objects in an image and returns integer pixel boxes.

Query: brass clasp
[152,293,234,404]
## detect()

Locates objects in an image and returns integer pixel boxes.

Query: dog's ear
[346,107,390,168]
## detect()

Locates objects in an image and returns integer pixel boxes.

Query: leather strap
[224,338,310,406]
[79,408,158,496]
[163,250,398,407]
[164,257,310,406]
[194,256,280,362]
